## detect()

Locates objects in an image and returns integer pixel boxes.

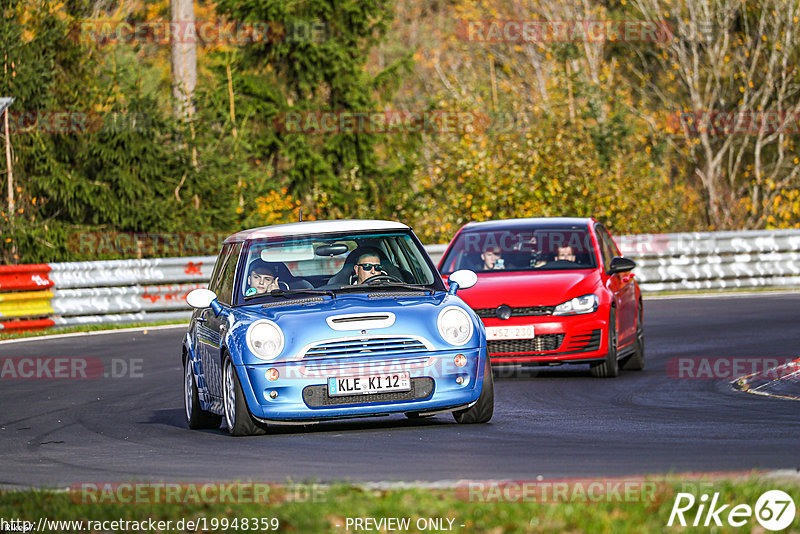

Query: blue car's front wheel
[453,359,494,424]
[184,357,222,430]
[223,358,266,436]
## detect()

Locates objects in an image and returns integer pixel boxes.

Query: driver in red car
[556,245,576,262]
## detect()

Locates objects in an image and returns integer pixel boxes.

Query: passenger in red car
[481,246,504,270]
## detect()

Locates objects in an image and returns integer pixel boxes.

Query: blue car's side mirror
[447,269,478,295]
[187,288,223,316]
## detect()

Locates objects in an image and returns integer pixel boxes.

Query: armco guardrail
[615,229,800,292]
[1,229,799,331]
[0,257,214,331]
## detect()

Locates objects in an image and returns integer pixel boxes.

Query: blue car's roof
[458,217,593,233]
[224,219,410,244]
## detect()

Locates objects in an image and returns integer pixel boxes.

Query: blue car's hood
[229,292,482,363]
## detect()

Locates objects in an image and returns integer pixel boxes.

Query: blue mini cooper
[182,220,492,435]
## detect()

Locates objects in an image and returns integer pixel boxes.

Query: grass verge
[0,474,798,533]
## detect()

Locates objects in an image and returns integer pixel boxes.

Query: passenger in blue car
[245,260,281,296]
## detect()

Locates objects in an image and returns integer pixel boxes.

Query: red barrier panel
[0,318,55,332]
[0,264,54,291]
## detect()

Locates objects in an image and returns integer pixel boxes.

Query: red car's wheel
[621,303,645,371]
[590,308,619,378]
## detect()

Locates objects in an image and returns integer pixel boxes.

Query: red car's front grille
[488,334,565,354]
[487,330,601,356]
[474,306,555,318]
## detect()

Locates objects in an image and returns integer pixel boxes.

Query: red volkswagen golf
[438,218,644,377]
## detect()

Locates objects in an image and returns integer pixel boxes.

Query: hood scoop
[326,312,396,331]
[262,297,325,308]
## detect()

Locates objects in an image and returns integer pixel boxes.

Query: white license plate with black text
[485,325,535,340]
[328,372,411,396]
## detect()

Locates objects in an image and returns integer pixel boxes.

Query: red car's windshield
[440,226,597,274]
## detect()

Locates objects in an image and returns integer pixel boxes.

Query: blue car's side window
[208,245,229,293]
[217,243,242,305]
[209,245,231,295]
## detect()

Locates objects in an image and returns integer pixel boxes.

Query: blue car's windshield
[236,231,443,304]
[440,226,598,274]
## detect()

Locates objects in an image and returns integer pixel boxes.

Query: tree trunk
[170,0,196,120]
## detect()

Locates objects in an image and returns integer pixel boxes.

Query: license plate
[328,372,411,397]
[486,325,535,340]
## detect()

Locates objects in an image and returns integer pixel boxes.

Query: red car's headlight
[552,294,598,316]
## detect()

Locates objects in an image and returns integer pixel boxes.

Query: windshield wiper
[244,288,336,301]
[337,283,435,295]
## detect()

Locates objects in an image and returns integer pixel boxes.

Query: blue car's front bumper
[235,347,487,422]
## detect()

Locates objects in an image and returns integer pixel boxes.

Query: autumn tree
[626,0,800,229]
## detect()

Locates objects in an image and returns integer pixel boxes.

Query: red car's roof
[457,217,594,233]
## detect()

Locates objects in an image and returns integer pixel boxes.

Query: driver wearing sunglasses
[353,252,387,284]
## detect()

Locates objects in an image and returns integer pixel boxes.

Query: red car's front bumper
[482,312,609,364]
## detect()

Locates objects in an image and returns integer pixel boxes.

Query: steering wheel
[362,273,403,285]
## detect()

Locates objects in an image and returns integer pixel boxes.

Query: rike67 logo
[668,490,796,530]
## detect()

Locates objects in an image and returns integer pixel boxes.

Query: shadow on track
[146,408,455,436]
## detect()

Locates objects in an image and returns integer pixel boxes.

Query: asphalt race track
[1,293,798,488]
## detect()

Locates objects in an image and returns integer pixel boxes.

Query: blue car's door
[197,242,241,401]
[195,309,224,399]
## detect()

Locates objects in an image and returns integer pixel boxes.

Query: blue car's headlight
[246,320,285,360]
[552,294,598,316]
[437,306,473,346]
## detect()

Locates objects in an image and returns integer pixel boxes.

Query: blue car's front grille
[302,336,430,359]
[302,356,429,374]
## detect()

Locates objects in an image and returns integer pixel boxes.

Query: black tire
[453,358,494,424]
[223,358,266,436]
[590,308,620,378]
[621,303,645,371]
[184,357,222,430]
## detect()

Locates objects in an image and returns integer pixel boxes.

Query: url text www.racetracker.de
[0,516,279,532]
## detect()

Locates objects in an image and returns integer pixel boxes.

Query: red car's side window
[595,227,617,272]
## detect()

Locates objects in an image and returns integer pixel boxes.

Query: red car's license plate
[486,325,535,340]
